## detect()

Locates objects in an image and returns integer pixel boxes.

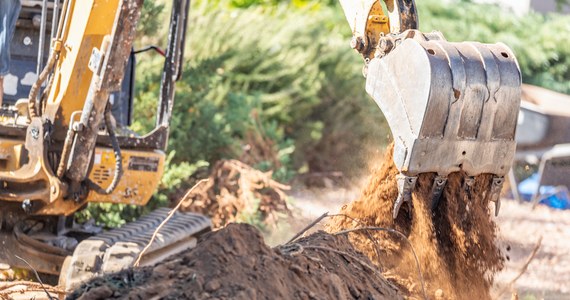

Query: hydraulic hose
[56,112,81,178]
[27,0,71,118]
[88,108,123,195]
[28,54,57,118]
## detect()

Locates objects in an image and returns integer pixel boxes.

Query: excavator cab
[3,1,135,126]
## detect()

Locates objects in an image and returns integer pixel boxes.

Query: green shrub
[418,0,570,94]
[132,3,389,181]
[134,0,570,185]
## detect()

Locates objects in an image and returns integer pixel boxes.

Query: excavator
[0,0,521,292]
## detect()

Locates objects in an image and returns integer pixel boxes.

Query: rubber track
[90,207,211,253]
[62,208,211,291]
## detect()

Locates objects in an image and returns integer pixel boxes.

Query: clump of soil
[68,223,402,300]
[181,159,291,228]
[327,144,504,299]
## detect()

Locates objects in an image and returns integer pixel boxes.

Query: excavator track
[60,208,211,291]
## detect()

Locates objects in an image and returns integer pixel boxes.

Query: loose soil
[67,145,505,300]
[327,144,504,299]
[67,223,402,300]
[180,159,291,229]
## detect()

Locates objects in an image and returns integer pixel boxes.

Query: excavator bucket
[340,0,522,218]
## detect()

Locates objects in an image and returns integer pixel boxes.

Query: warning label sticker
[128,156,159,172]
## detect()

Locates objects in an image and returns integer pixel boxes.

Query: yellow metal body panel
[26,146,164,216]
[366,1,390,55]
[87,148,165,205]
[0,138,24,171]
[44,0,121,136]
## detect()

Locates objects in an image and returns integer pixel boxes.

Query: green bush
[418,0,570,94]
[132,2,389,181]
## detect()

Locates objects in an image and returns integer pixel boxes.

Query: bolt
[73,123,84,132]
[30,127,39,140]
[350,36,365,52]
[72,192,81,203]
[22,199,32,213]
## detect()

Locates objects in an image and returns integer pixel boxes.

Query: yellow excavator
[0,0,521,291]
[0,0,211,290]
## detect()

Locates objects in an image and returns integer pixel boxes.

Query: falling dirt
[67,223,402,300]
[327,144,504,299]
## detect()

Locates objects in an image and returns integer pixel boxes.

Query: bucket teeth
[393,175,417,219]
[430,176,448,211]
[489,176,504,217]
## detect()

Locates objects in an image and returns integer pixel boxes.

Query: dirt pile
[327,144,504,299]
[180,159,290,228]
[68,223,402,300]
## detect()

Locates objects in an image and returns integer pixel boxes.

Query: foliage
[418,0,570,94]
[137,1,165,38]
[556,0,570,11]
[132,0,570,185]
[82,1,385,228]
[132,2,387,181]
[75,203,143,228]
[207,0,335,9]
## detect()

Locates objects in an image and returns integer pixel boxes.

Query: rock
[435,288,444,299]
[204,279,221,292]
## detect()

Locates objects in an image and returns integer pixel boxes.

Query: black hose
[56,123,75,178]
[88,108,123,195]
[28,54,57,118]
[28,0,71,118]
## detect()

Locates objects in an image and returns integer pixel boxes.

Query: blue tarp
[518,173,570,210]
